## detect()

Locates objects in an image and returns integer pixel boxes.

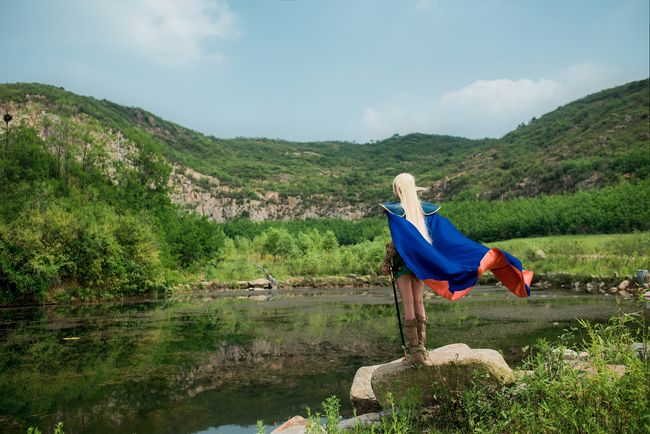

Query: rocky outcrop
[168,166,372,222]
[271,411,391,434]
[248,278,271,288]
[369,344,514,408]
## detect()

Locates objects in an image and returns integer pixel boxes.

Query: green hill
[0,79,648,304]
[1,79,647,214]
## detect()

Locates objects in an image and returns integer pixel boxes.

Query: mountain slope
[1,79,648,221]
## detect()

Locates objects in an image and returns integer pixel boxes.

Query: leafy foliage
[0,104,226,303]
[442,179,650,242]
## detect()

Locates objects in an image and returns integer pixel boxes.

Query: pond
[0,286,646,434]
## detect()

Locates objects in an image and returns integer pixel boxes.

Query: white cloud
[360,63,644,142]
[94,0,241,67]
[360,78,562,141]
[438,78,562,113]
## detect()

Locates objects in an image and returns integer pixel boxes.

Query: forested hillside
[0,79,648,304]
[1,79,647,220]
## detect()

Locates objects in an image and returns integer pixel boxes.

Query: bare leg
[397,273,433,366]
[396,274,415,320]
[410,274,426,318]
[397,273,426,320]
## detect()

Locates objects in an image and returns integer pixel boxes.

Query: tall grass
[425,309,649,433]
[490,231,650,276]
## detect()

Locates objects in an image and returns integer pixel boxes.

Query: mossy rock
[370,344,514,407]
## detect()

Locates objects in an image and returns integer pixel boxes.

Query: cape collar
[379,201,440,217]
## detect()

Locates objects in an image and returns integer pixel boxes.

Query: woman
[381,173,532,367]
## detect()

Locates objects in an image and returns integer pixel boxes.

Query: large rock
[370,344,514,407]
[350,365,382,415]
[249,278,270,288]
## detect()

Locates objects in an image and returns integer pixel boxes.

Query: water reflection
[0,287,645,434]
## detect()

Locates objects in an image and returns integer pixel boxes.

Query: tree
[63,123,80,186]
[129,133,171,191]
[114,130,172,212]
[276,230,296,259]
[307,229,322,251]
[253,232,268,260]
[296,232,314,255]
[322,230,338,252]
[263,228,282,261]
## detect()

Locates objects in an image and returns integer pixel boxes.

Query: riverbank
[177,270,650,292]
[2,270,649,308]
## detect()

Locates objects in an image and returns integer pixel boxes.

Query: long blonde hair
[393,173,432,244]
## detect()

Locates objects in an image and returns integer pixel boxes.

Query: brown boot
[402,319,432,366]
[415,313,428,347]
[415,313,433,366]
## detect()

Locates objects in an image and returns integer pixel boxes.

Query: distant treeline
[220,216,386,246]
[442,180,649,243]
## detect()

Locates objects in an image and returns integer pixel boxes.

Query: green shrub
[424,310,649,433]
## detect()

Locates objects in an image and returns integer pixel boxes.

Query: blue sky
[1,0,648,143]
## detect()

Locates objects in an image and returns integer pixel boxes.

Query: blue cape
[381,201,531,300]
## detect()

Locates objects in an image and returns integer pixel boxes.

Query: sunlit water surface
[0,287,646,434]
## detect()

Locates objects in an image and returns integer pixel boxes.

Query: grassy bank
[491,231,650,276]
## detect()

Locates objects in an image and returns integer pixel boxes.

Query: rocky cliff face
[6,98,371,222]
[168,167,372,222]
